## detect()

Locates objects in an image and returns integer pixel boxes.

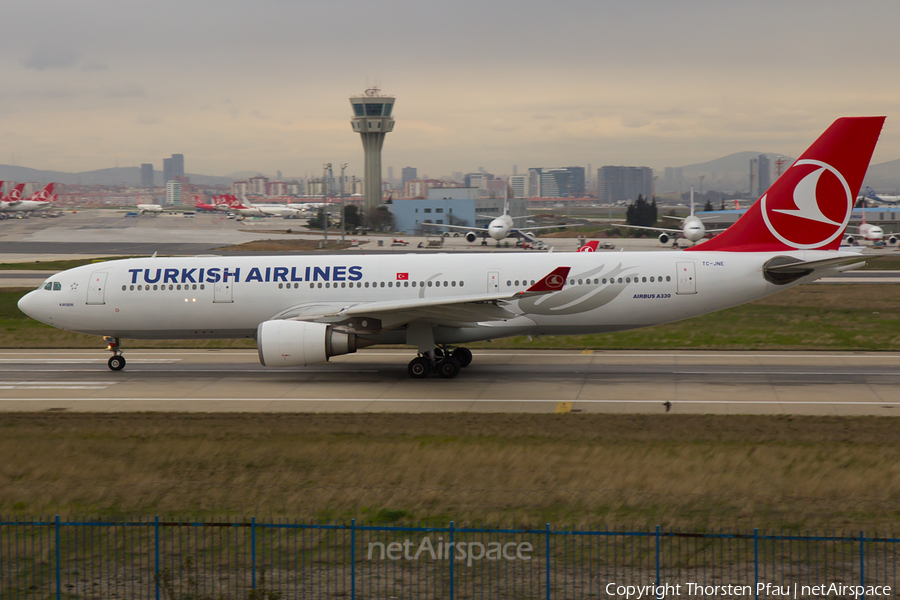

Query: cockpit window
[43,283,52,290]
[53,282,62,291]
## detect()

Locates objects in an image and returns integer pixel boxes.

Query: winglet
[525,266,570,293]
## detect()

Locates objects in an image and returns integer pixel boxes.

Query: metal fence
[2,517,898,599]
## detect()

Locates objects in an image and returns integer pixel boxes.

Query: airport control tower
[350,88,395,214]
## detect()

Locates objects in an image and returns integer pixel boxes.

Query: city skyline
[2,1,899,177]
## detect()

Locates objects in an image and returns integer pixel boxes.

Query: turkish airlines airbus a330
[18,117,885,378]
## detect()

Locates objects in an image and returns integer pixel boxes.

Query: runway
[1,349,899,415]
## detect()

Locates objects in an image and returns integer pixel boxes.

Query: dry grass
[2,413,900,529]
[217,239,354,252]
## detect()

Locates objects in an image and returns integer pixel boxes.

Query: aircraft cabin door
[214,280,234,303]
[487,271,500,293]
[86,272,108,305]
[676,262,697,295]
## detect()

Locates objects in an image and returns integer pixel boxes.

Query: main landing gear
[407,346,473,379]
[104,336,126,371]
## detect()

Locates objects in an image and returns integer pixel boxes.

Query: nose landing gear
[406,345,471,379]
[104,336,126,371]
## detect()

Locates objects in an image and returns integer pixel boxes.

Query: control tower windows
[365,103,384,116]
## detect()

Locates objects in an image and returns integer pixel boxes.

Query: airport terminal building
[390,188,527,235]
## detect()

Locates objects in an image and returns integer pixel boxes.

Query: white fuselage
[682,216,706,241]
[137,204,163,213]
[18,250,846,345]
[858,222,884,241]
[487,214,514,240]
[1,200,52,212]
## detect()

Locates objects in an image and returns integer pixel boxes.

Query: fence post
[55,515,61,600]
[655,525,660,590]
[251,517,256,590]
[155,516,160,600]
[449,521,455,600]
[546,523,551,600]
[754,528,759,600]
[351,519,356,600]
[860,530,865,599]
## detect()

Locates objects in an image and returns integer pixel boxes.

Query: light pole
[340,163,348,243]
[323,163,331,247]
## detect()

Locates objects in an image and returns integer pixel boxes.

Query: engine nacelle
[465,231,478,243]
[257,320,357,367]
[844,235,856,245]
[658,233,670,245]
[888,235,898,246]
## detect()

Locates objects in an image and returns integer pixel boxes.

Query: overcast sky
[2,0,899,179]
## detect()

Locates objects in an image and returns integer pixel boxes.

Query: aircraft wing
[763,253,871,283]
[607,223,682,234]
[513,223,579,233]
[278,267,571,330]
[421,222,489,233]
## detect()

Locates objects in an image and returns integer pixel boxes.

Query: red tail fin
[577,240,600,252]
[34,183,55,201]
[688,117,885,252]
[7,184,25,202]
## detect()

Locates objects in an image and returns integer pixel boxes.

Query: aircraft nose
[17,290,41,320]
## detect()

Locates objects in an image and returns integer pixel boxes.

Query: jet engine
[658,233,670,245]
[888,235,898,245]
[257,320,358,367]
[465,232,478,243]
[844,235,856,245]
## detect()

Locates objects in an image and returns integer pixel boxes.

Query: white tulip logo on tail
[761,159,852,249]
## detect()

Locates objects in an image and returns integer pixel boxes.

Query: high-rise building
[171,154,184,177]
[165,180,182,206]
[350,87,395,213]
[163,158,173,183]
[141,164,154,187]
[231,180,249,197]
[526,167,585,197]
[597,166,654,204]
[249,175,270,196]
[757,154,771,196]
[401,167,417,187]
[509,174,528,199]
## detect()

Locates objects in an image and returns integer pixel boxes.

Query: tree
[306,208,327,230]
[625,195,657,227]
[366,206,394,232]
[343,205,362,229]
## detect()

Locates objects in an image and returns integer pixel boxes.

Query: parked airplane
[845,201,897,245]
[18,117,883,379]
[604,188,728,245]
[422,199,575,245]
[193,196,221,212]
[211,195,268,217]
[860,186,900,205]
[0,183,26,211]
[1,183,56,213]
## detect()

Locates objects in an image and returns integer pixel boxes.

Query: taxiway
[1,349,898,415]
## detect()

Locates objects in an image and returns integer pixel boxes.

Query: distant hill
[675,152,792,193]
[0,165,234,187]
[863,158,900,192]
[674,152,900,193]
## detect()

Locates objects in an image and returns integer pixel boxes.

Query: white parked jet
[18,117,884,379]
[844,201,897,245]
[602,188,727,245]
[423,199,576,245]
[1,183,56,213]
